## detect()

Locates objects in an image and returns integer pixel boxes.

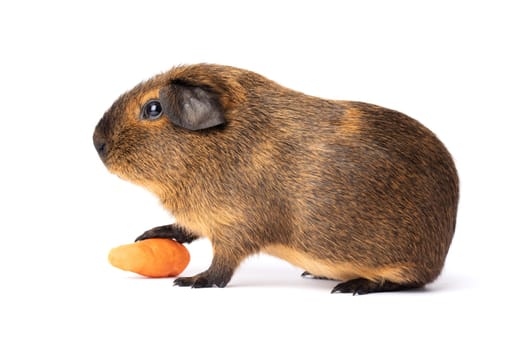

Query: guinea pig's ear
[159,82,226,131]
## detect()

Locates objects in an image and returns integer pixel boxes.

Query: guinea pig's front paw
[135,224,197,243]
[173,272,228,288]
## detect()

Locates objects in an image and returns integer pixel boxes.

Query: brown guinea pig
[93,64,459,294]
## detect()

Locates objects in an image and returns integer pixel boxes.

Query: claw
[135,224,197,243]
[331,278,372,294]
[331,278,421,294]
[173,277,195,287]
[173,274,228,288]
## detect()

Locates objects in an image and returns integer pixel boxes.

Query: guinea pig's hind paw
[331,278,417,295]
[301,271,334,280]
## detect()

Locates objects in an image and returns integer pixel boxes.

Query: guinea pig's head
[93,71,229,192]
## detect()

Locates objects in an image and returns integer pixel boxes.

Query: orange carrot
[108,238,190,278]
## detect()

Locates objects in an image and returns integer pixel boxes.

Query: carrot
[108,238,190,278]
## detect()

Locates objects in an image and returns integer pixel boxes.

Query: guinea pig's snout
[93,131,108,161]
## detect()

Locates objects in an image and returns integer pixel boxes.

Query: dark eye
[141,100,163,120]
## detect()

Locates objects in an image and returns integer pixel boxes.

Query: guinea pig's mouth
[100,151,139,182]
[95,142,107,161]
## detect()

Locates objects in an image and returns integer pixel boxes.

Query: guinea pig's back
[284,100,459,283]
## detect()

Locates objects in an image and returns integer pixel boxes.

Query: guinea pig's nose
[93,133,108,160]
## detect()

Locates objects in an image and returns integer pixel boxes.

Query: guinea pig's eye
[141,100,163,120]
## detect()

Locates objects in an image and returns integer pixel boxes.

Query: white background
[1,1,523,349]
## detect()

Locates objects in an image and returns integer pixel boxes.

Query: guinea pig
[93,64,459,294]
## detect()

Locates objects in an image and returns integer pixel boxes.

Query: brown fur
[93,64,459,294]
